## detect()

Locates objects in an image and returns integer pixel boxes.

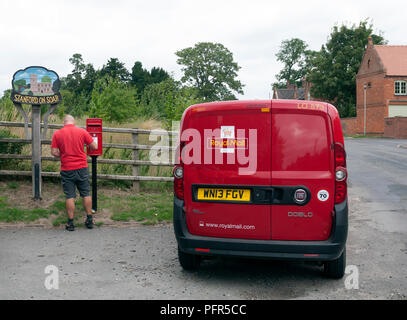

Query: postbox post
[86,118,103,212]
[91,155,98,211]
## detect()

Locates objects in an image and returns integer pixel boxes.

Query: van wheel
[323,248,346,279]
[178,247,201,271]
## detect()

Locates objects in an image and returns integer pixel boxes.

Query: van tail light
[174,174,184,200]
[174,142,185,200]
[334,143,347,204]
[334,143,346,167]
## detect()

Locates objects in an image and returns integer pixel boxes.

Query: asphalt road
[0,138,406,300]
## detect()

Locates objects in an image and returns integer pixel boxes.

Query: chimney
[301,77,307,89]
[367,36,373,48]
[286,81,295,90]
[273,84,278,99]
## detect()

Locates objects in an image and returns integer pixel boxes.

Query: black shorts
[60,167,90,199]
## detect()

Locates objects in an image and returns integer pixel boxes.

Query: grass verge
[104,191,173,225]
[0,195,59,223]
[0,179,173,227]
[345,135,385,138]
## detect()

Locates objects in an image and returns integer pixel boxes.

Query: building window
[395,81,407,95]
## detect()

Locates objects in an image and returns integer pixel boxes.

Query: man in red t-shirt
[51,115,97,231]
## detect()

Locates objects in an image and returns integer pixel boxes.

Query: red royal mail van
[173,100,348,278]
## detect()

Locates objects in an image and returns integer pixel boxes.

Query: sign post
[10,66,62,200]
[32,104,41,199]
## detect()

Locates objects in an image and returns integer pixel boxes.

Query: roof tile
[375,45,407,76]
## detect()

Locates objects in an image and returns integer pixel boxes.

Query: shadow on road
[176,257,341,299]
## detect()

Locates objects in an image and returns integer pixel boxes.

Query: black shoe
[85,215,94,229]
[65,219,75,232]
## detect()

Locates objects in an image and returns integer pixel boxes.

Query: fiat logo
[294,189,307,204]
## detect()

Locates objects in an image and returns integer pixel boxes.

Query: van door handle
[253,187,273,204]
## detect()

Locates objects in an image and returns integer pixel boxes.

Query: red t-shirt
[51,124,94,171]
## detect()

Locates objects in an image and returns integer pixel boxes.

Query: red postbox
[86,118,103,156]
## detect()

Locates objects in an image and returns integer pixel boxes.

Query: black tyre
[178,247,201,271]
[324,247,346,279]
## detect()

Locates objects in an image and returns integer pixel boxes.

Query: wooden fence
[0,121,177,191]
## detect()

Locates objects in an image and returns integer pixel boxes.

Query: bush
[0,90,23,122]
[0,129,25,169]
[89,77,139,123]
[139,78,201,129]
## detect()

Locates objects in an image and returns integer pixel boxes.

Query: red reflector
[195,248,210,252]
[304,254,319,257]
[174,177,184,200]
[335,180,347,204]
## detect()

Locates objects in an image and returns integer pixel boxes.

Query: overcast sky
[0,0,405,99]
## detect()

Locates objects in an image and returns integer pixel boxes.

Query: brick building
[272,79,312,100]
[342,37,407,135]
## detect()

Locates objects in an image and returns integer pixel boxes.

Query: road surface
[0,138,406,300]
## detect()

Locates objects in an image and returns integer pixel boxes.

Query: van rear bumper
[173,198,348,262]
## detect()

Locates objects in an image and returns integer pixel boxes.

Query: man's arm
[84,130,98,151]
[51,147,61,158]
[51,132,60,158]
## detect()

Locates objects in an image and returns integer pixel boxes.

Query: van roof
[182,99,343,144]
[187,100,337,114]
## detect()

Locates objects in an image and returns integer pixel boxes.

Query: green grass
[0,194,86,226]
[6,181,19,189]
[109,192,172,224]
[0,180,173,226]
[0,195,59,223]
[345,135,384,138]
[51,199,85,227]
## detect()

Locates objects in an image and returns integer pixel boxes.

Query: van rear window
[272,114,331,171]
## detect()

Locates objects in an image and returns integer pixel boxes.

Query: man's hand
[88,141,97,151]
[51,147,61,158]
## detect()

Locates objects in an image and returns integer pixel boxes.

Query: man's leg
[66,198,75,220]
[61,170,77,231]
[77,168,93,229]
[83,196,92,216]
[83,196,94,229]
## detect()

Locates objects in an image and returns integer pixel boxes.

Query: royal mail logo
[221,126,235,139]
[208,126,249,151]
[223,129,233,137]
[208,138,248,149]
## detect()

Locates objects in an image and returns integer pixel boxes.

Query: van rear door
[271,101,335,241]
[182,101,272,240]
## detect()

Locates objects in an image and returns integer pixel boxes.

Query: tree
[62,54,96,97]
[58,89,88,118]
[69,53,86,81]
[13,79,26,88]
[175,42,244,101]
[307,20,386,117]
[60,54,99,116]
[99,58,130,82]
[131,62,170,96]
[89,77,138,123]
[150,67,169,84]
[139,78,201,128]
[41,76,52,83]
[52,78,61,93]
[275,38,309,88]
[0,90,21,121]
[130,61,151,94]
